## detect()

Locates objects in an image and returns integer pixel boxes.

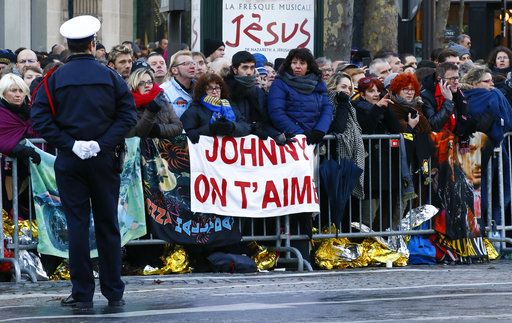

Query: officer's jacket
[31,54,137,152]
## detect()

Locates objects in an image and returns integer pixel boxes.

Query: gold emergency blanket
[142,244,191,275]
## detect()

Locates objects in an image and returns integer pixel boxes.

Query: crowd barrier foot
[0,257,21,283]
[20,267,37,283]
[268,246,313,272]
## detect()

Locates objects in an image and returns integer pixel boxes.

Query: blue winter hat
[255,62,267,75]
[252,53,268,65]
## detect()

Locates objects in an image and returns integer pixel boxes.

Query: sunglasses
[362,77,378,84]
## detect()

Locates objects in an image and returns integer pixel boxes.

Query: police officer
[31,16,137,309]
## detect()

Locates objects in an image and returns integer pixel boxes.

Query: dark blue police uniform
[31,54,137,303]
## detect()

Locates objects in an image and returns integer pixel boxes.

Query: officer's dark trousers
[54,151,124,302]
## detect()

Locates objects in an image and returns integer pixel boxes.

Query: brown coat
[127,99,183,138]
[389,99,431,134]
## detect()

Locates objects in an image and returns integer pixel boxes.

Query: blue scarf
[200,95,237,124]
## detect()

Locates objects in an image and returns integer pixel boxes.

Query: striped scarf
[200,95,236,124]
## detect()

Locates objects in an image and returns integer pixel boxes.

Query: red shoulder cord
[30,66,58,117]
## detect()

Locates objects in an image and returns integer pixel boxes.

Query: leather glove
[72,140,91,159]
[273,133,287,146]
[86,141,100,157]
[146,100,162,113]
[210,117,235,136]
[303,129,325,145]
[15,146,41,165]
[186,129,200,144]
[147,124,161,138]
[27,148,41,165]
[148,90,168,113]
[273,133,296,146]
[253,128,268,140]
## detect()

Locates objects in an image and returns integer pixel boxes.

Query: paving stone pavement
[2,260,512,322]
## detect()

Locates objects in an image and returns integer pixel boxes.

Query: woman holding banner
[126,65,183,138]
[267,47,333,145]
[180,72,250,143]
[267,48,333,262]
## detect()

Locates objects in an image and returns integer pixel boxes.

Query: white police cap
[60,15,101,41]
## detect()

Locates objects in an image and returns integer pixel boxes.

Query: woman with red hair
[353,77,401,230]
[387,73,431,134]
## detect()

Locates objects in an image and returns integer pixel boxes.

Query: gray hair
[0,73,29,101]
[316,56,332,66]
[456,34,470,44]
[369,58,388,75]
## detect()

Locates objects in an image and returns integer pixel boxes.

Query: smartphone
[408,108,418,119]
[362,57,371,68]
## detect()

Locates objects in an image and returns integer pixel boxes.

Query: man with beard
[161,50,196,118]
[107,45,133,81]
[224,51,282,143]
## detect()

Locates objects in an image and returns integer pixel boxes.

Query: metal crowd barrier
[487,132,512,254]
[2,133,508,281]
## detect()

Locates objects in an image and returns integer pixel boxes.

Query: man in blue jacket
[31,15,137,309]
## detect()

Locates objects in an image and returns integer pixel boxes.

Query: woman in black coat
[180,73,250,143]
[353,77,401,230]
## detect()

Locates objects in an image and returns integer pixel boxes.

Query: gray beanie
[448,41,470,58]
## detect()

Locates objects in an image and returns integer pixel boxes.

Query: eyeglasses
[138,80,153,87]
[206,86,221,93]
[497,56,509,61]
[321,68,333,73]
[481,79,494,84]
[401,87,415,93]
[444,76,459,82]
[175,61,197,67]
[18,58,37,64]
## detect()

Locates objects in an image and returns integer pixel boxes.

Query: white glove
[87,141,101,157]
[72,141,91,160]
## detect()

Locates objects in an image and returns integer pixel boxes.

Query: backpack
[207,252,258,273]
[407,221,437,264]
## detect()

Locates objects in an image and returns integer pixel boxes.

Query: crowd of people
[2,27,512,286]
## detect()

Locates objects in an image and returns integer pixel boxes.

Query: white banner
[189,135,319,217]
[190,0,201,51]
[222,0,315,62]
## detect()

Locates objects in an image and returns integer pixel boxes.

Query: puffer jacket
[267,76,333,134]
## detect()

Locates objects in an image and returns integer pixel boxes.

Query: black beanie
[203,38,225,59]
[96,42,105,51]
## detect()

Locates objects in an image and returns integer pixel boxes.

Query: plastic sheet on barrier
[27,138,147,258]
[430,131,488,259]
[141,136,241,246]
